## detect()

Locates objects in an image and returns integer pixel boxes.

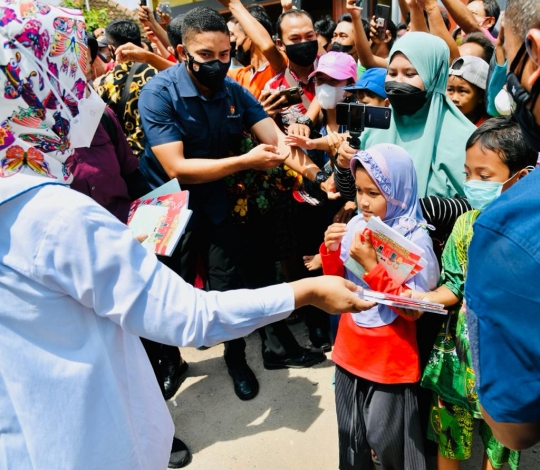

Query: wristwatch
[315,170,330,185]
[296,115,313,128]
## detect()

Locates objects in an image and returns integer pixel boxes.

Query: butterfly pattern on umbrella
[42,58,84,117]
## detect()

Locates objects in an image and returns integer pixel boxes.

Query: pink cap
[309,51,358,82]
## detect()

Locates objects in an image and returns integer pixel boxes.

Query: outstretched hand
[291,276,377,314]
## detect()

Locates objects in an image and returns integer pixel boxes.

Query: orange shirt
[320,243,421,384]
[228,55,286,99]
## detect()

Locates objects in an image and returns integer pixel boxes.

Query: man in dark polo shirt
[139,7,327,402]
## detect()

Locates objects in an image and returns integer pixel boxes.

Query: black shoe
[162,359,189,401]
[263,347,326,370]
[309,327,332,352]
[168,437,192,469]
[227,364,259,401]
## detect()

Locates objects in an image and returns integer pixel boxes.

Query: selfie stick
[346,104,366,150]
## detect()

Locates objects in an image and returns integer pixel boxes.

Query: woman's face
[386,52,425,90]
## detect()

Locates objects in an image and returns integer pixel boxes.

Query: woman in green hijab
[334,32,476,199]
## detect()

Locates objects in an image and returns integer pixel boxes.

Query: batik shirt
[421,210,482,416]
[96,61,156,157]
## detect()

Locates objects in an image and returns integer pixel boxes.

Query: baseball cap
[344,68,387,99]
[449,55,489,90]
[308,51,358,82]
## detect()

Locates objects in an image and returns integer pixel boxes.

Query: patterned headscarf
[350,143,427,235]
[0,0,87,184]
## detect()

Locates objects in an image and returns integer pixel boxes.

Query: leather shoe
[168,437,192,468]
[309,327,332,352]
[228,364,259,401]
[263,347,326,370]
[162,359,189,401]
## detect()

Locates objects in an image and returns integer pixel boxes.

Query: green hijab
[361,32,476,198]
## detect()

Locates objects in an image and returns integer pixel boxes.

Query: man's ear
[482,16,496,30]
[177,44,188,62]
[527,29,540,90]
[275,37,285,51]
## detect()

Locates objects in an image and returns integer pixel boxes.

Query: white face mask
[70,86,106,148]
[494,88,513,116]
[315,84,346,109]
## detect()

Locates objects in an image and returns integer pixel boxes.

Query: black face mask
[284,40,318,67]
[384,81,428,116]
[230,41,237,59]
[235,39,251,67]
[507,41,540,152]
[185,49,231,91]
[330,42,353,53]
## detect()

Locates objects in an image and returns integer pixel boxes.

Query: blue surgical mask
[463,169,533,210]
[464,180,504,210]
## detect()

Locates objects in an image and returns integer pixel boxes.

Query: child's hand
[403,289,431,302]
[324,223,347,252]
[349,228,378,272]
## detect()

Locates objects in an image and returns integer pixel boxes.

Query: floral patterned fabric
[223,129,302,224]
[96,61,156,158]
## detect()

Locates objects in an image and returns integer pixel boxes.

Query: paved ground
[167,323,540,470]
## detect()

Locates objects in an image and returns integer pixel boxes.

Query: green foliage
[61,0,109,33]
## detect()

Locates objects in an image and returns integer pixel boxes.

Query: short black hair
[105,19,142,48]
[167,15,183,51]
[276,9,313,40]
[180,7,228,45]
[506,0,540,43]
[337,13,352,24]
[468,0,501,29]
[245,4,274,38]
[466,116,538,175]
[314,15,336,44]
[461,32,495,63]
[87,32,98,64]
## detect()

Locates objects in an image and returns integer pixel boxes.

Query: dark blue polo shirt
[139,62,267,225]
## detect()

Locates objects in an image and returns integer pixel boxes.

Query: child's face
[355,167,387,221]
[355,89,388,107]
[465,141,518,192]
[447,76,484,121]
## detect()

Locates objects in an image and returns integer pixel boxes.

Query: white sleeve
[34,202,295,347]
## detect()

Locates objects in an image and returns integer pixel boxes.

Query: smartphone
[375,4,391,40]
[140,0,147,6]
[291,0,302,9]
[336,103,392,132]
[279,87,303,106]
[158,2,171,15]
[355,0,363,7]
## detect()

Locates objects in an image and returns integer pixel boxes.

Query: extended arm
[115,43,175,72]
[481,407,540,451]
[223,0,286,73]
[440,0,483,35]
[418,0,460,61]
[347,0,388,69]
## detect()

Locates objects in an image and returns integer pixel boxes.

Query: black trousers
[160,209,301,366]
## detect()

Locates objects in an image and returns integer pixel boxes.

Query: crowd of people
[1,0,540,468]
